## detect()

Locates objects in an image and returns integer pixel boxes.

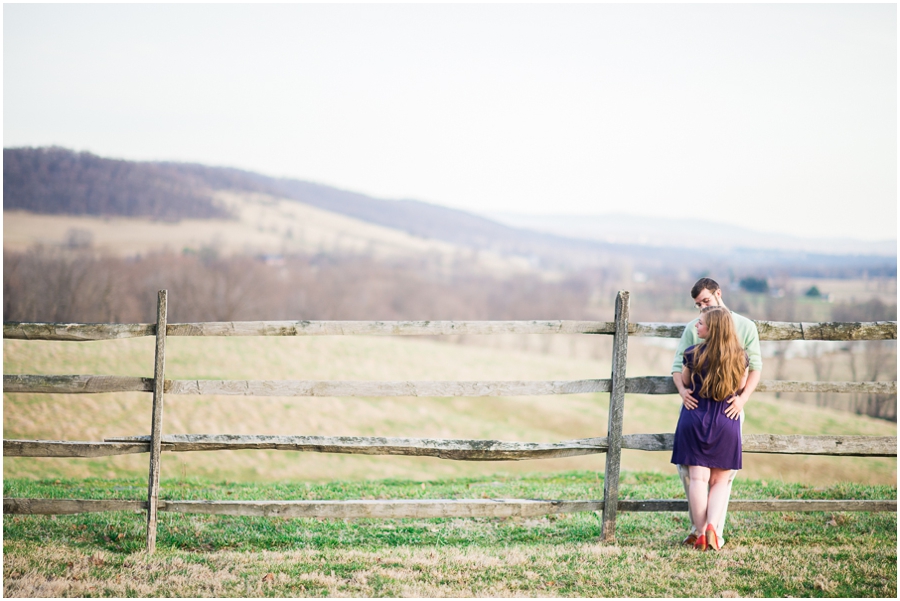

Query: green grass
[4,471,897,597]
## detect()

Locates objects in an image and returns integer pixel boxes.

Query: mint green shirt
[670,310,763,374]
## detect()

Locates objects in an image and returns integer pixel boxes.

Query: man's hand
[673,371,698,410]
[679,388,698,410]
[725,370,759,420]
[725,394,746,420]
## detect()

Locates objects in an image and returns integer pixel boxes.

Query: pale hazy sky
[3,3,897,242]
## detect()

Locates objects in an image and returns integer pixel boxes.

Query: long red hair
[694,306,746,401]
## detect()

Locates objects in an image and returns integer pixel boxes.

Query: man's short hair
[691,277,720,300]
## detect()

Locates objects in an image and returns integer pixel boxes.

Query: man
[671,277,762,547]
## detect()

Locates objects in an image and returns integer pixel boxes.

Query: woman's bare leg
[715,470,737,541]
[687,466,711,532]
[706,468,733,535]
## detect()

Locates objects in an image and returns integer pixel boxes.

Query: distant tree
[804,285,822,298]
[739,277,769,294]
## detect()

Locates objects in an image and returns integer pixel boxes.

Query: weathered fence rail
[5,319,897,341]
[5,497,894,518]
[3,290,897,553]
[5,375,896,396]
[6,434,896,459]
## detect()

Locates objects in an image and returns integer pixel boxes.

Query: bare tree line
[3,247,599,324]
[793,340,897,421]
[751,291,896,422]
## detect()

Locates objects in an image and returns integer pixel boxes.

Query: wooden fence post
[602,290,629,542]
[146,290,168,554]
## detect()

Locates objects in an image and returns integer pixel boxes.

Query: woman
[672,306,749,551]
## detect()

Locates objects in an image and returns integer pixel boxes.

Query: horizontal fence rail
[5,375,896,396]
[3,322,157,341]
[3,375,154,393]
[624,376,897,395]
[6,433,895,458]
[3,497,894,517]
[166,320,619,337]
[7,436,604,461]
[103,434,596,460]
[3,499,148,515]
[5,319,896,341]
[4,440,155,457]
[167,379,604,397]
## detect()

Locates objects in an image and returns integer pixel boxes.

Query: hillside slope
[4,193,535,275]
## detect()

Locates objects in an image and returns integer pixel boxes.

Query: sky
[3,3,897,242]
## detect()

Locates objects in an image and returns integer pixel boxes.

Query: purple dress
[671,345,746,470]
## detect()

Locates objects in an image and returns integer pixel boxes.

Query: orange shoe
[705,524,720,551]
[693,532,707,551]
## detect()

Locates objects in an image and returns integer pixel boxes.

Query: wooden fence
[3,290,897,553]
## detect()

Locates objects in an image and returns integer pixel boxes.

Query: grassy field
[3,472,896,597]
[3,335,896,485]
[4,335,897,597]
[3,194,536,276]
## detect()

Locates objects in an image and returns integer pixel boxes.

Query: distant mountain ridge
[487,212,897,257]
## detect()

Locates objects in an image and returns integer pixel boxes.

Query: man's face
[693,288,722,309]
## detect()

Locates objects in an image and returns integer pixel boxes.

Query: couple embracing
[669,278,762,551]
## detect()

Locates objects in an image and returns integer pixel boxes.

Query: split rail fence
[3,290,898,553]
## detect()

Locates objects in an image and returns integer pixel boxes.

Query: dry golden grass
[4,532,896,598]
[3,191,537,276]
[4,335,896,485]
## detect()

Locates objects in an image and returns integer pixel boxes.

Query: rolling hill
[4,146,896,279]
[3,147,611,264]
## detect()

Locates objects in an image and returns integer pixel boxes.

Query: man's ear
[715,289,723,301]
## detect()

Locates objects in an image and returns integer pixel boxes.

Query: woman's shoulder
[683,344,700,365]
